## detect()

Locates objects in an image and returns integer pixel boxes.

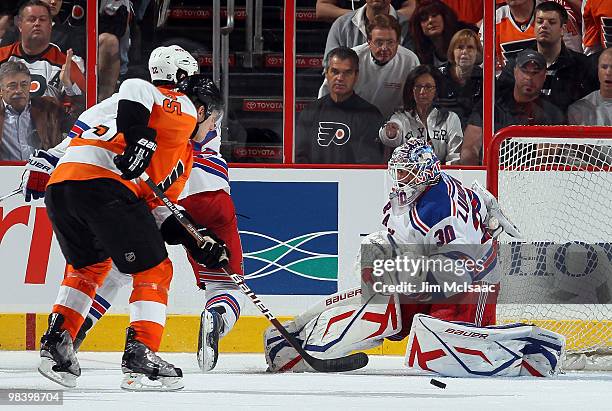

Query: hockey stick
[0,188,22,203]
[140,171,368,372]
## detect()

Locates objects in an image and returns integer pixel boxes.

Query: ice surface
[1,351,611,410]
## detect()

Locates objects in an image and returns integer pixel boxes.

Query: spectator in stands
[317,0,417,22]
[320,14,420,118]
[379,64,462,164]
[0,1,86,102]
[0,2,18,44]
[50,0,128,100]
[296,47,384,164]
[0,61,69,160]
[568,48,612,125]
[323,0,415,63]
[437,29,482,130]
[410,0,477,67]
[581,0,612,55]
[460,49,565,165]
[488,0,537,72]
[497,1,595,114]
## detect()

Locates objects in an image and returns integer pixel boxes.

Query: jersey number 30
[434,225,456,246]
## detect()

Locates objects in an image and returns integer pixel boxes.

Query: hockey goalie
[265,139,566,377]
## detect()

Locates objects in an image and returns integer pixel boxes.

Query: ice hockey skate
[120,327,184,391]
[198,307,225,372]
[38,313,81,388]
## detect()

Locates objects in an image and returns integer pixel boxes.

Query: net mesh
[493,137,612,356]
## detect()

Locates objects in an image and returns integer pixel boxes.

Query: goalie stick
[0,187,22,203]
[139,171,369,372]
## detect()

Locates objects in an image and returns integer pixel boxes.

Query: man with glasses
[319,14,420,118]
[0,60,69,160]
[0,1,85,101]
[323,0,414,64]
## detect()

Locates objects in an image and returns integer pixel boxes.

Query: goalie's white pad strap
[265,291,402,372]
[405,314,565,377]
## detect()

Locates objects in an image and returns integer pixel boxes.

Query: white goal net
[488,130,612,370]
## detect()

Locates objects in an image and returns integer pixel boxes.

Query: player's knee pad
[405,314,565,377]
[130,258,173,306]
[204,283,246,337]
[264,291,402,372]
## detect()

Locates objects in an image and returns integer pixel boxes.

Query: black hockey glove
[188,228,230,269]
[113,126,157,180]
[160,215,230,269]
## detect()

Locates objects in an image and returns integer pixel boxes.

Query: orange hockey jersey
[0,42,86,100]
[49,79,198,211]
[484,4,537,71]
[582,0,612,54]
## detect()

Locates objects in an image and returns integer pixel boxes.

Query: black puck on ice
[430,378,446,389]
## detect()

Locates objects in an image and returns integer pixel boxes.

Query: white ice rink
[1,351,611,410]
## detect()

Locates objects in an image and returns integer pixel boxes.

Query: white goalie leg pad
[405,314,565,377]
[265,288,402,372]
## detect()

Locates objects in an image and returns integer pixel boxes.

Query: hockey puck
[430,378,446,389]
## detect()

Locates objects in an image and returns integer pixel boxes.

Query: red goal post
[485,125,612,369]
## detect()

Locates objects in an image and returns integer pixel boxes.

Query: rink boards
[4,165,609,353]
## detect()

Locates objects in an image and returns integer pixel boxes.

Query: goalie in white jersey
[265,139,566,377]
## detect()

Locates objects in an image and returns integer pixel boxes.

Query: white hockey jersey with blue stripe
[382,172,499,290]
[180,126,230,198]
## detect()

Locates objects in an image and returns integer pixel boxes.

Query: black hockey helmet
[176,74,224,121]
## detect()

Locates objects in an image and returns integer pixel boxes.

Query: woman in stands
[379,64,463,164]
[409,0,477,67]
[436,29,483,131]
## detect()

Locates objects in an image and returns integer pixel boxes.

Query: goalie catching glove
[160,214,229,269]
[470,180,521,239]
[22,149,60,202]
[113,126,157,180]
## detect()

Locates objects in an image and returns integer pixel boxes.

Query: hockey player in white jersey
[264,139,565,377]
[22,45,246,373]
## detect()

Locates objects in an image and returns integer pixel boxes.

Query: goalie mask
[148,45,200,83]
[388,139,441,214]
[177,74,225,130]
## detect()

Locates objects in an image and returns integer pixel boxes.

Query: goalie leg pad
[265,290,402,372]
[405,314,565,377]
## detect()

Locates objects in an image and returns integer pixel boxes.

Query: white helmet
[148,45,200,83]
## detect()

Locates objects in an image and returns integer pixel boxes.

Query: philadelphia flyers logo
[28,74,47,97]
[317,122,350,147]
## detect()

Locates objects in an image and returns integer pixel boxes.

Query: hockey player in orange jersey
[36,63,228,390]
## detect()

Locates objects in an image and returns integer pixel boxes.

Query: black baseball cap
[515,49,546,70]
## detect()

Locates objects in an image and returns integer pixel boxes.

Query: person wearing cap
[497,1,596,114]
[459,48,565,165]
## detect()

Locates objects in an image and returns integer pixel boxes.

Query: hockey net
[487,126,612,371]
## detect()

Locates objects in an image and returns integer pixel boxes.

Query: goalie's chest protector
[385,174,490,248]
